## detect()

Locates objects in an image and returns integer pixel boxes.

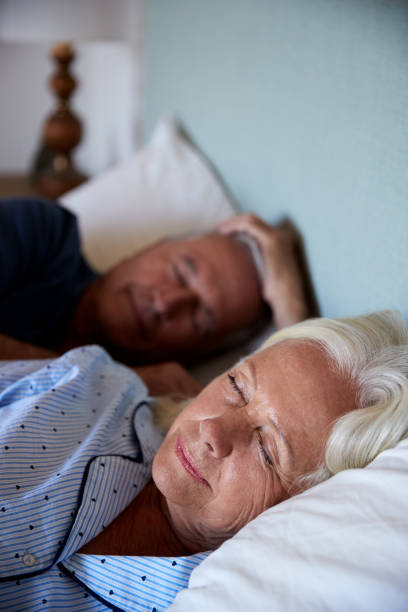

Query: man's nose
[199,413,249,459]
[153,285,198,317]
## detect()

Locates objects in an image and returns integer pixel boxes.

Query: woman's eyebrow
[245,359,257,390]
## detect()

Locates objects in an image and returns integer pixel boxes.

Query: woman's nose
[199,413,249,459]
[154,286,198,317]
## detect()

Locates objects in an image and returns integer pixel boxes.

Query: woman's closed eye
[227,373,246,402]
[228,372,273,467]
[257,432,274,466]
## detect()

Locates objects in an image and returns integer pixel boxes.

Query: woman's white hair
[261,310,408,489]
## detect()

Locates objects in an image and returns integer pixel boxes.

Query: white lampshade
[0,0,142,177]
[0,0,136,43]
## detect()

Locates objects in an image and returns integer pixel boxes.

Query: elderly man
[0,197,309,369]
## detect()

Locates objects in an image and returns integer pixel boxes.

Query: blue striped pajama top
[0,346,207,611]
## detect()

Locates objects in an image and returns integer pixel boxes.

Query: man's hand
[133,361,204,398]
[217,213,310,329]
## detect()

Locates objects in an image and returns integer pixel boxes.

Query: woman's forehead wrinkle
[246,359,257,389]
[239,358,257,395]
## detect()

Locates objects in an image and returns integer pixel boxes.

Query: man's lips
[176,436,210,487]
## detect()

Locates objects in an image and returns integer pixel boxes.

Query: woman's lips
[176,436,210,487]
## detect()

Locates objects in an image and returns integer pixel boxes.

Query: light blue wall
[144,0,408,320]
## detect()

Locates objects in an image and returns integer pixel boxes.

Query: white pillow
[169,438,408,612]
[61,118,235,272]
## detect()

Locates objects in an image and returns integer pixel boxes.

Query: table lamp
[0,0,130,198]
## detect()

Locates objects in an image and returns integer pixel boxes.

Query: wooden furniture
[31,43,87,199]
[0,174,40,199]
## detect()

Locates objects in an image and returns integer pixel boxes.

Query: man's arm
[0,333,58,360]
[0,332,202,399]
[217,214,311,329]
[133,361,203,398]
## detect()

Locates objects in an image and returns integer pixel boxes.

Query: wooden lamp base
[31,42,87,199]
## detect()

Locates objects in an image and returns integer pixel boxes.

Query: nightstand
[0,174,40,198]
[0,173,87,200]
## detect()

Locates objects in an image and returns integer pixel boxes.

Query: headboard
[144,0,408,322]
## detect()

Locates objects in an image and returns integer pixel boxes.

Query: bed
[60,1,408,609]
[61,115,408,610]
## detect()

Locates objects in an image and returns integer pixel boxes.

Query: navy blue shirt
[0,197,99,349]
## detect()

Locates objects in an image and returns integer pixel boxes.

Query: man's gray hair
[261,310,408,490]
[167,228,264,282]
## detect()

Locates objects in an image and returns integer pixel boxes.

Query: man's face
[153,339,357,551]
[93,233,263,361]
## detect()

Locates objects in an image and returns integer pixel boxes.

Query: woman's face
[153,339,356,551]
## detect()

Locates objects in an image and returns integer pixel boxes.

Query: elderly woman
[1,309,407,610]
